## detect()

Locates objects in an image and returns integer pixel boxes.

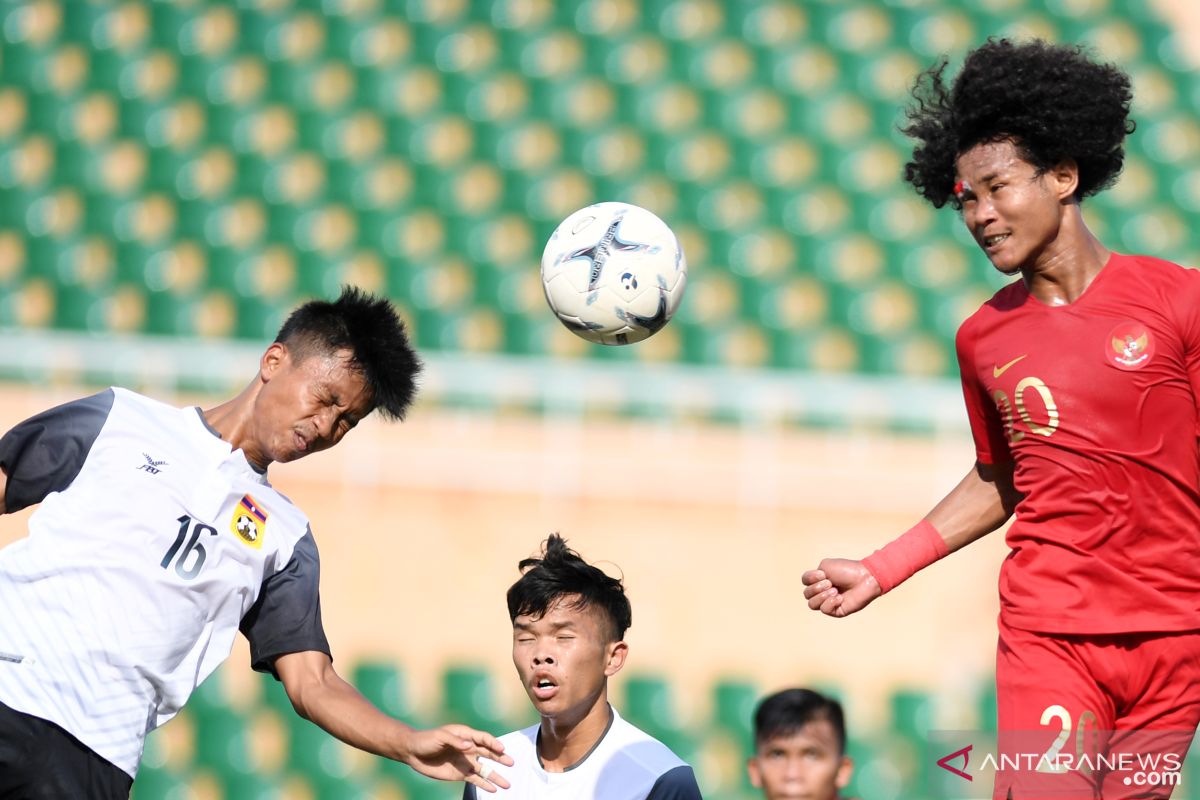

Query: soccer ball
[540,202,688,345]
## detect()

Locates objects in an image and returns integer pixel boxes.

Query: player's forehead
[760,718,840,752]
[294,347,373,410]
[954,139,1034,182]
[513,594,601,629]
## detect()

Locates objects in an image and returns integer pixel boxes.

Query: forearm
[0,468,7,515]
[296,674,415,760]
[278,653,415,763]
[864,461,1017,593]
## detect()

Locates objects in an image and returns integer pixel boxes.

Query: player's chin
[523,693,561,716]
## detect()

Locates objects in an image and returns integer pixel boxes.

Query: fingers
[803,576,832,601]
[800,569,825,586]
[819,592,845,616]
[444,725,515,766]
[465,756,512,792]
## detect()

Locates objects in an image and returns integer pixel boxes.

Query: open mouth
[983,233,1010,249]
[532,676,558,700]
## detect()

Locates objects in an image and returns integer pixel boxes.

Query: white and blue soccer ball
[540,202,688,345]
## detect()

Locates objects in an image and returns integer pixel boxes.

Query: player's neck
[537,698,614,772]
[1020,207,1110,306]
[201,381,270,470]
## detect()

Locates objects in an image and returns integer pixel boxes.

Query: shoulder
[498,724,539,753]
[955,280,1024,345]
[477,725,538,788]
[603,712,689,776]
[645,765,703,800]
[108,387,181,419]
[1119,252,1200,288]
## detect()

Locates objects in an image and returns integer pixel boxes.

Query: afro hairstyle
[902,37,1136,209]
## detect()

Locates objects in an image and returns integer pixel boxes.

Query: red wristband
[861,519,948,594]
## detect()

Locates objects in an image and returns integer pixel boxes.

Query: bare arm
[275,651,513,793]
[801,461,1019,617]
[0,468,7,515]
[924,460,1019,552]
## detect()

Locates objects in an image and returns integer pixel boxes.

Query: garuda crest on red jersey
[1105,321,1154,371]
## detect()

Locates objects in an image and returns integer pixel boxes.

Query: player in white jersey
[466,535,703,799]
[0,288,512,798]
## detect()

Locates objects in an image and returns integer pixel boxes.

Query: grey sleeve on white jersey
[0,389,115,512]
[240,527,331,677]
[646,766,704,799]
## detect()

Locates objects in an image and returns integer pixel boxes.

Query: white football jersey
[0,388,329,777]
[466,707,703,799]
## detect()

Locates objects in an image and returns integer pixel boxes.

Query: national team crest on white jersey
[231,494,268,549]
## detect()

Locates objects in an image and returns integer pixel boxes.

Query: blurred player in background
[802,38,1200,798]
[469,534,701,799]
[747,688,855,800]
[0,287,511,798]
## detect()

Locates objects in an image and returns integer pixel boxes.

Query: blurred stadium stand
[0,0,1198,798]
[0,0,1195,431]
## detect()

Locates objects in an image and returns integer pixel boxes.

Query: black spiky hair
[506,534,632,642]
[274,286,422,421]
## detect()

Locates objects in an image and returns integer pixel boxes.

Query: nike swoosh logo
[992,355,1027,378]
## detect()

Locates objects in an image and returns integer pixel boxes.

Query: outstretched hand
[403,724,514,793]
[801,558,882,618]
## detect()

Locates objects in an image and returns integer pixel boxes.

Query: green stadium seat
[864,192,937,250]
[890,688,934,744]
[286,716,357,790]
[493,119,563,176]
[621,674,700,763]
[193,705,258,778]
[998,12,1061,42]
[351,660,418,723]
[602,33,670,86]
[903,7,976,59]
[711,678,757,751]
[636,81,704,140]
[222,772,288,800]
[756,275,831,336]
[523,167,595,223]
[622,673,681,733]
[773,326,862,374]
[868,331,952,378]
[686,37,755,93]
[129,762,189,800]
[824,4,894,55]
[782,184,853,242]
[977,678,998,733]
[441,664,510,733]
[741,2,809,50]
[1118,205,1189,257]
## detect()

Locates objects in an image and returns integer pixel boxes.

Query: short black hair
[902,37,1135,209]
[506,534,632,642]
[274,286,421,421]
[754,688,847,755]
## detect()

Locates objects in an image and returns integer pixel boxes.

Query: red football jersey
[956,253,1200,634]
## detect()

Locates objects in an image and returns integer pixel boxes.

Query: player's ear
[747,756,763,789]
[603,640,628,677]
[836,754,853,789]
[260,342,288,380]
[1050,158,1079,201]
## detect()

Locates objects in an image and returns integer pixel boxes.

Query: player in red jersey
[802,39,1200,798]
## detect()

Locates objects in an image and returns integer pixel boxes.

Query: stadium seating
[2,0,1197,402]
[10,2,1200,797]
[134,661,1200,798]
